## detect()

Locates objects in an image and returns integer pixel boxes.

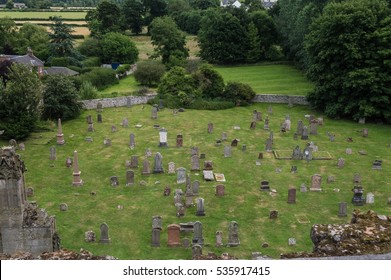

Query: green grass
[98,75,141,97]
[0,11,87,19]
[2,103,390,260]
[216,64,314,95]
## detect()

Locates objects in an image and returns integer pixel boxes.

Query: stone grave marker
[227,221,240,247]
[103,138,111,146]
[129,155,138,169]
[372,160,382,170]
[327,176,336,183]
[151,106,158,119]
[310,174,322,191]
[253,110,258,121]
[231,139,238,147]
[59,203,68,211]
[97,114,102,123]
[164,186,171,196]
[26,187,34,197]
[352,185,365,205]
[145,148,152,157]
[264,116,270,130]
[192,221,204,245]
[151,228,161,247]
[300,183,307,192]
[168,162,176,174]
[191,155,200,171]
[129,133,135,148]
[301,126,309,140]
[126,97,132,108]
[267,105,273,114]
[204,161,213,170]
[250,121,256,129]
[110,176,119,187]
[242,145,246,152]
[224,146,232,157]
[200,153,206,159]
[269,210,278,219]
[182,238,190,248]
[353,173,361,184]
[18,143,25,151]
[346,148,353,155]
[56,118,65,145]
[85,231,96,242]
[221,132,228,141]
[176,134,183,147]
[296,120,304,135]
[96,102,103,112]
[192,244,202,259]
[177,167,186,184]
[192,180,200,194]
[337,158,345,168]
[153,152,164,173]
[122,118,129,128]
[366,192,374,204]
[86,115,93,124]
[72,150,83,186]
[158,128,168,147]
[260,180,270,191]
[292,146,302,160]
[87,123,94,132]
[338,202,348,217]
[190,147,199,156]
[215,231,223,247]
[215,184,225,196]
[291,166,298,173]
[111,125,117,133]
[203,170,214,181]
[256,111,262,121]
[167,224,181,247]
[214,173,226,182]
[258,152,263,159]
[185,175,193,196]
[99,223,111,243]
[126,170,134,186]
[265,138,272,152]
[328,133,335,142]
[208,123,214,133]
[287,188,296,204]
[310,122,318,135]
[176,205,185,217]
[196,198,205,216]
[142,159,151,175]
[49,146,56,160]
[362,128,368,137]
[288,238,296,246]
[152,216,162,230]
[285,119,291,131]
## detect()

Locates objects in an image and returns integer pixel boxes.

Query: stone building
[0,147,59,256]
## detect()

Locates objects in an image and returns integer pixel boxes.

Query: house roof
[1,53,44,68]
[44,67,79,76]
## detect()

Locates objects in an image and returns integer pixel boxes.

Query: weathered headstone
[203,170,214,181]
[129,133,135,148]
[152,216,162,230]
[372,160,382,170]
[260,180,270,191]
[250,121,256,129]
[177,167,186,184]
[59,203,68,211]
[310,122,318,135]
[86,115,93,124]
[310,174,322,191]
[338,202,348,217]
[192,244,202,259]
[164,186,171,196]
[158,128,168,147]
[190,146,199,156]
[221,132,228,141]
[192,180,200,194]
[327,176,336,183]
[269,210,278,219]
[49,146,56,160]
[167,224,181,247]
[191,155,200,171]
[301,126,309,140]
[264,116,270,130]
[224,146,232,157]
[291,166,298,173]
[176,134,183,147]
[196,198,205,216]
[122,118,129,128]
[231,139,239,147]
[337,158,345,168]
[265,138,272,152]
[110,176,119,186]
[258,152,263,159]
[85,231,96,242]
[227,221,240,247]
[366,192,374,204]
[153,152,164,173]
[285,119,291,131]
[192,221,204,245]
[292,146,302,160]
[182,238,190,248]
[207,123,213,133]
[129,155,138,169]
[145,148,152,157]
[168,162,176,174]
[142,159,151,175]
[151,106,158,119]
[96,102,103,113]
[267,105,273,115]
[352,185,365,206]
[72,150,83,186]
[126,170,134,186]
[362,128,368,137]
[111,125,117,133]
[215,184,225,196]
[103,138,111,146]
[353,173,361,184]
[204,161,213,170]
[296,120,304,136]
[18,143,25,151]
[300,183,307,192]
[26,187,34,197]
[97,114,102,123]
[346,148,352,155]
[215,231,223,247]
[56,118,65,145]
[288,238,296,246]
[303,146,312,162]
[99,223,111,243]
[287,188,296,204]
[151,228,161,247]
[126,97,132,108]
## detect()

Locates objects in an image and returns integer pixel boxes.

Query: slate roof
[44,67,79,76]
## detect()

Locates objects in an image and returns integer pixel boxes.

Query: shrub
[79,81,98,100]
[50,57,69,67]
[83,57,101,67]
[76,67,118,90]
[224,82,256,105]
[115,64,132,75]
[77,38,102,57]
[134,60,166,86]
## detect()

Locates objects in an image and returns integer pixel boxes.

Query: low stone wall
[252,94,309,105]
[81,93,308,110]
[81,94,157,110]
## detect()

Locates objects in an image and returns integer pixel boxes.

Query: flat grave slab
[214,173,226,182]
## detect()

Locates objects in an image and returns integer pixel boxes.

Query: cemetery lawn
[215,64,314,95]
[3,104,390,260]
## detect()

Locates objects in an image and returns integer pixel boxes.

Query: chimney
[27,47,33,57]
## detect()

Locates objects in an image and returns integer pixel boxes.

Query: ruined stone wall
[251,94,309,105]
[81,94,157,110]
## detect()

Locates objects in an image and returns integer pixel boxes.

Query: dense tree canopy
[100,32,139,64]
[305,0,391,121]
[134,60,166,86]
[49,16,75,57]
[16,23,50,61]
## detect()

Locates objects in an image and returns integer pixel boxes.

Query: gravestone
[224,146,232,157]
[303,147,312,162]
[207,123,213,133]
[221,132,228,141]
[346,148,352,155]
[203,170,214,181]
[242,145,246,152]
[353,173,361,184]
[168,162,176,174]
[267,105,273,114]
[152,216,162,230]
[145,148,152,157]
[300,183,307,192]
[153,152,164,173]
[99,223,111,243]
[265,138,272,152]
[310,122,318,135]
[174,193,182,205]
[56,118,65,145]
[85,231,96,242]
[269,131,274,143]
[292,146,302,160]
[366,192,374,204]
[59,203,68,211]
[86,115,93,124]
[269,210,278,219]
[215,184,225,196]
[103,138,111,146]
[337,158,345,168]
[216,140,222,146]
[256,111,262,121]
[126,170,134,186]
[227,221,240,247]
[310,174,322,191]
[372,160,382,170]
[287,188,296,204]
[18,143,25,151]
[301,126,309,140]
[190,147,199,156]
[231,139,238,147]
[328,133,335,142]
[288,238,296,246]
[72,150,83,186]
[285,119,291,131]
[296,120,304,135]
[110,176,119,187]
[129,133,136,148]
[253,110,258,121]
[204,161,213,170]
[192,180,200,194]
[293,133,298,140]
[126,97,132,108]
[338,202,348,217]
[111,125,117,133]
[158,128,168,147]
[151,228,161,247]
[122,118,129,128]
[164,186,171,196]
[291,166,298,173]
[185,175,193,197]
[215,231,223,247]
[97,114,102,123]
[151,106,158,119]
[352,185,365,206]
[260,181,270,191]
[96,102,103,112]
[191,155,200,171]
[176,135,183,147]
[176,205,185,217]
[142,159,151,175]
[167,224,181,247]
[87,123,94,132]
[26,187,34,197]
[200,153,205,159]
[177,167,186,184]
[182,238,190,248]
[192,244,202,259]
[196,198,205,216]
[49,146,56,160]
[327,176,336,183]
[250,121,256,129]
[258,153,263,159]
[129,155,138,168]
[192,221,204,245]
[358,117,365,124]
[264,116,270,130]
[362,128,368,137]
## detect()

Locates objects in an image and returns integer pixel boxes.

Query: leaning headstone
[192,221,204,245]
[151,228,161,247]
[167,224,181,247]
[99,223,111,243]
[129,133,136,148]
[49,146,56,160]
[176,134,183,147]
[191,155,200,171]
[153,152,164,173]
[207,123,213,133]
[215,184,225,196]
[177,167,186,184]
[215,231,223,247]
[287,188,296,204]
[168,162,176,174]
[192,244,202,259]
[142,159,151,175]
[110,176,119,187]
[366,192,374,204]
[224,146,232,158]
[85,231,96,242]
[310,174,322,191]
[196,198,205,216]
[269,210,279,219]
[338,202,348,217]
[158,128,168,147]
[337,158,345,168]
[227,221,240,247]
[126,170,134,186]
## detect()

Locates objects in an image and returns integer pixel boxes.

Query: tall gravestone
[192,221,204,245]
[207,123,214,133]
[265,138,272,152]
[158,128,168,147]
[129,133,136,148]
[196,198,205,216]
[99,223,111,243]
[167,224,181,247]
[177,167,186,184]
[191,155,200,171]
[215,231,223,247]
[72,150,83,186]
[287,188,296,204]
[310,122,318,135]
[224,146,232,158]
[151,106,158,119]
[153,152,164,173]
[310,174,322,191]
[126,170,134,186]
[142,159,151,175]
[192,180,200,194]
[301,126,309,140]
[49,146,56,160]
[338,202,348,217]
[227,221,240,247]
[56,118,65,145]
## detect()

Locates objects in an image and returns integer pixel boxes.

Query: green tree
[192,64,225,99]
[122,0,144,35]
[189,0,219,10]
[198,8,248,64]
[305,0,391,121]
[49,16,75,57]
[5,0,13,9]
[224,81,256,105]
[144,0,168,27]
[100,32,139,64]
[246,22,261,63]
[77,37,101,57]
[42,74,82,121]
[0,64,43,140]
[149,16,189,65]
[79,80,98,100]
[0,18,18,54]
[15,23,50,61]
[86,1,122,37]
[175,9,203,35]
[134,60,166,86]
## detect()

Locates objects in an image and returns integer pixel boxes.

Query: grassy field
[216,64,314,95]
[99,75,141,97]
[0,11,86,19]
[2,103,390,260]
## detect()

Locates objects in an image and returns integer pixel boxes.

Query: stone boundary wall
[252,94,309,105]
[81,94,308,110]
